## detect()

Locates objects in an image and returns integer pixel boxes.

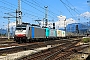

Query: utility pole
[3,17,10,39]
[3,16,17,40]
[43,18,45,27]
[8,18,10,40]
[16,9,18,26]
[87,0,90,34]
[44,6,48,27]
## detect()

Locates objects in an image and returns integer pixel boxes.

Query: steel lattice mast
[17,0,22,25]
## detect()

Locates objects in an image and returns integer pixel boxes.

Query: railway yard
[0,0,90,60]
[0,37,89,60]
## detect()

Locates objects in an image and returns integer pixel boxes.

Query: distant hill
[0,29,7,34]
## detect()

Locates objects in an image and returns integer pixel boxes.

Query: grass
[82,37,90,43]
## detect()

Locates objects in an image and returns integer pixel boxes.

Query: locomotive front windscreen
[16,25,26,30]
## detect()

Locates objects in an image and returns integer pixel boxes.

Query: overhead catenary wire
[21,0,46,19]
[0,0,44,21]
[0,6,15,11]
[60,0,75,18]
[0,0,16,10]
[64,0,89,21]
[22,0,53,18]
[1,0,61,21]
[26,0,45,10]
[33,0,61,19]
[65,0,81,15]
[30,0,60,20]
[38,0,62,15]
[21,0,44,14]
[1,0,85,23]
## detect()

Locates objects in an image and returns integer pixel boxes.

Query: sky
[0,0,90,29]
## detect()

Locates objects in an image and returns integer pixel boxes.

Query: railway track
[0,39,71,56]
[0,37,13,41]
[48,45,89,60]
[16,39,85,60]
[0,38,86,60]
[0,38,14,44]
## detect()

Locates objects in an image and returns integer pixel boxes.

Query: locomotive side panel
[31,27,34,38]
[56,30,62,37]
[49,29,56,38]
[45,28,50,38]
[27,27,32,39]
[31,27,45,38]
[61,30,65,37]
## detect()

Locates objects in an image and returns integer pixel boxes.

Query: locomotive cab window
[16,24,26,30]
[29,27,30,30]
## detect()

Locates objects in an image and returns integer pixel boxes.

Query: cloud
[57,15,66,20]
[80,11,90,18]
[3,21,16,29]
[66,18,76,24]
[9,22,16,28]
[40,15,76,29]
[55,15,76,29]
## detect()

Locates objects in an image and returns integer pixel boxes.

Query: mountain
[0,29,7,34]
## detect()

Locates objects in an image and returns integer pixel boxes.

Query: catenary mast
[45,6,48,27]
[17,0,22,25]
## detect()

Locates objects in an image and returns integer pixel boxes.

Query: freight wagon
[56,30,62,39]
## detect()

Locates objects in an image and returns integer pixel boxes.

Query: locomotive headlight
[23,34,26,36]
